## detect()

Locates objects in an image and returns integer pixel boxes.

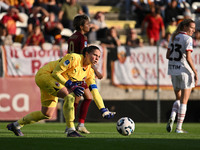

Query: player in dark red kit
[66,14,103,134]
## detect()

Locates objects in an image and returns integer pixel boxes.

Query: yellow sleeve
[51,54,76,85]
[91,89,105,110]
[85,68,105,109]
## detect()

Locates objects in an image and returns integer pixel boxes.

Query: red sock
[74,103,78,118]
[79,99,92,123]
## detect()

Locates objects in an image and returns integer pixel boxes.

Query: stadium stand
[16,13,28,28]
[79,0,136,44]
[0,12,6,21]
[61,28,73,37]
[105,20,136,30]
[191,2,200,12]
[88,5,119,15]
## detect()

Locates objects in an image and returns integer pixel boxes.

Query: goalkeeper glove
[65,80,84,97]
[76,81,87,88]
[100,108,116,119]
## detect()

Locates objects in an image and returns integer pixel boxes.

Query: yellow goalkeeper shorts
[35,73,65,107]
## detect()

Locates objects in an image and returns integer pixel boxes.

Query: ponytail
[171,25,181,42]
[171,19,194,41]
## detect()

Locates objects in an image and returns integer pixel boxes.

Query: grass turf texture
[0,122,200,150]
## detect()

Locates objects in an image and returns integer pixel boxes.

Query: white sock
[170,100,180,121]
[78,123,84,127]
[176,104,187,130]
[68,127,76,134]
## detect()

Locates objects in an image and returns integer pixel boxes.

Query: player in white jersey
[166,19,198,133]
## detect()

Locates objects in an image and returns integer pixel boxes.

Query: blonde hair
[171,19,195,41]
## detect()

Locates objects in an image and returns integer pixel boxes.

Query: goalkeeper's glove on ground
[65,80,84,97]
[100,108,116,119]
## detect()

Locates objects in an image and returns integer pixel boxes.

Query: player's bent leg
[176,89,191,133]
[176,103,187,131]
[18,111,51,126]
[171,100,180,120]
[77,99,92,134]
[65,96,80,134]
[63,93,75,128]
[79,99,92,123]
[77,89,92,134]
[166,118,174,133]
[76,125,90,134]
[166,100,180,132]
[7,111,51,136]
[63,93,82,137]
[74,96,81,118]
[7,123,24,136]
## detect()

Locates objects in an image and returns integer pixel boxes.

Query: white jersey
[167,32,194,75]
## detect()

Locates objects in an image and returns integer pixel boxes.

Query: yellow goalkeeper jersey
[38,53,95,85]
[36,53,104,109]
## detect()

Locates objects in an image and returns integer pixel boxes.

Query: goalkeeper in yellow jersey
[7,45,116,137]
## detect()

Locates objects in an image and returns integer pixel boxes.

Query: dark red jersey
[67,31,88,54]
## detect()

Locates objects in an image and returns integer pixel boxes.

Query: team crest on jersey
[64,60,70,66]
[55,82,60,87]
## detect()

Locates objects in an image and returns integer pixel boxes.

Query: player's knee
[63,94,75,109]
[75,96,81,103]
[83,89,92,99]
[44,115,51,119]
[41,112,52,119]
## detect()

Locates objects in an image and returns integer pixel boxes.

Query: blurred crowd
[0,0,200,49]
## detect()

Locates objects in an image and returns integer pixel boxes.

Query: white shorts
[171,73,195,90]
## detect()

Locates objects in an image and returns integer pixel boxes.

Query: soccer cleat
[7,123,24,136]
[64,127,68,134]
[166,118,174,132]
[67,131,83,137]
[76,126,90,134]
[175,128,188,133]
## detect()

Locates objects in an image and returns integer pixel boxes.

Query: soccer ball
[116,117,135,136]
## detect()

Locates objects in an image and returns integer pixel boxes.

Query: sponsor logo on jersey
[64,60,70,66]
[169,64,181,69]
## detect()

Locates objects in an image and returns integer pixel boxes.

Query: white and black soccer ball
[116,117,135,136]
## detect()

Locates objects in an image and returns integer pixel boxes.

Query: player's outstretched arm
[89,84,116,119]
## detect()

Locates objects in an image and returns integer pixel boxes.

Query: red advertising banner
[1,45,107,78]
[0,77,57,120]
[0,45,107,121]
[2,45,68,77]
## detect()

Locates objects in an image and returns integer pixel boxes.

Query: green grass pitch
[0,122,200,150]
